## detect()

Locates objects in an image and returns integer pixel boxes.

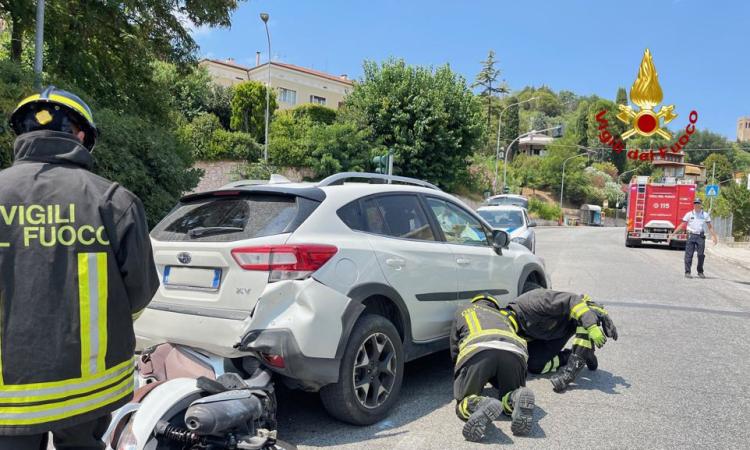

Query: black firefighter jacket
[0,130,160,435]
[507,289,598,341]
[449,300,528,374]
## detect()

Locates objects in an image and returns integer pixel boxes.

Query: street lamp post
[33,0,45,90]
[493,96,537,193]
[260,13,271,163]
[502,125,561,193]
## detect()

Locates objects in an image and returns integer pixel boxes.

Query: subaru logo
[177,252,192,264]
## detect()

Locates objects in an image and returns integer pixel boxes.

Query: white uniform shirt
[682,209,711,234]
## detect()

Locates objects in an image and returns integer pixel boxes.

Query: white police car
[477,205,537,253]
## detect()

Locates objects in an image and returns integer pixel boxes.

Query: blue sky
[195,0,749,140]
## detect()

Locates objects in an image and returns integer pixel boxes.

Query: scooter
[104,344,295,450]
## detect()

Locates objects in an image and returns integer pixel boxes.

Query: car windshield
[478,210,524,230]
[486,196,528,208]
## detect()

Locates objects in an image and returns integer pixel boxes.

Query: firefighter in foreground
[504,289,618,392]
[450,294,535,442]
[0,87,160,449]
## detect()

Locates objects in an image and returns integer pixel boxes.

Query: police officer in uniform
[0,87,160,449]
[670,198,718,278]
[503,289,618,393]
[450,294,535,441]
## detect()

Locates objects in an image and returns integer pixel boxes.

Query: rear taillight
[261,353,286,368]
[231,244,338,282]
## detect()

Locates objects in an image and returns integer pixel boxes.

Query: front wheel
[320,314,404,425]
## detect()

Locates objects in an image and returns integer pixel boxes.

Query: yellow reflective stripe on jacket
[576,326,588,334]
[470,311,482,333]
[573,338,592,349]
[500,310,519,332]
[570,302,590,320]
[78,253,108,376]
[463,310,476,334]
[462,309,483,334]
[458,329,527,352]
[0,374,133,426]
[0,358,133,403]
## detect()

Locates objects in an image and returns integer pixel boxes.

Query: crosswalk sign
[705,184,719,197]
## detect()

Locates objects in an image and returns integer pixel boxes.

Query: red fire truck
[625,176,696,248]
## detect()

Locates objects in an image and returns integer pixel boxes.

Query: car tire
[522,280,543,294]
[320,314,404,425]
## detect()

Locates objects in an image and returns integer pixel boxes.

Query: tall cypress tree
[612,87,629,173]
[472,50,509,141]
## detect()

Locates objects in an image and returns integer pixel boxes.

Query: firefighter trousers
[684,233,706,274]
[454,349,526,420]
[0,415,109,450]
[527,326,595,374]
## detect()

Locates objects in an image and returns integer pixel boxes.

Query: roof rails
[316,172,441,191]
[220,174,293,190]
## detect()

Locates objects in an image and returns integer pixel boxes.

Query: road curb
[706,246,750,272]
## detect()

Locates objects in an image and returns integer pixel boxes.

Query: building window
[278,88,297,105]
[310,95,326,105]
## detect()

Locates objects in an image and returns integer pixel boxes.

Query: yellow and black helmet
[470,293,502,310]
[9,86,98,150]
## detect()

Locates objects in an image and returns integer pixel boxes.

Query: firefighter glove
[587,325,606,348]
[587,300,618,341]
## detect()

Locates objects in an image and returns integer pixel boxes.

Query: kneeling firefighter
[503,289,618,392]
[450,294,535,442]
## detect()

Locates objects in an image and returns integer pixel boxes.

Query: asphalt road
[277,227,750,449]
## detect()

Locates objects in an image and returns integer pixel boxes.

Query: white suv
[135,173,550,425]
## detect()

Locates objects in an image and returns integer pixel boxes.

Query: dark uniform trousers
[527,324,595,374]
[684,233,706,274]
[453,350,527,404]
[0,416,109,450]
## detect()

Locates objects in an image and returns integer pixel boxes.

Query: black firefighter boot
[461,396,504,442]
[550,353,587,392]
[502,387,536,436]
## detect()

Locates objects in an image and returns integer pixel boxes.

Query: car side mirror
[492,229,510,255]
[528,221,537,228]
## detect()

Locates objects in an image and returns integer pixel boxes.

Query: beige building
[738,117,750,142]
[518,131,554,157]
[199,58,353,110]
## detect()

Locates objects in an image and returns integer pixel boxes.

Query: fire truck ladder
[633,178,647,231]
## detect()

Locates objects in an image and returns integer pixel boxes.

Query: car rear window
[487,197,528,209]
[152,194,318,242]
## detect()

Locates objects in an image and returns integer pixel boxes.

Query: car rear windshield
[487,197,528,208]
[151,194,319,242]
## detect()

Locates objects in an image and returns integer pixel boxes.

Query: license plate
[649,233,667,239]
[163,266,221,291]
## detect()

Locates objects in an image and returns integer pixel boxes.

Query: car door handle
[456,258,471,265]
[385,258,406,268]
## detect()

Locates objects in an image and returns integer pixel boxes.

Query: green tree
[682,129,731,164]
[3,1,244,117]
[612,87,629,172]
[179,113,261,161]
[720,183,750,238]
[204,84,234,129]
[344,59,484,189]
[702,153,733,183]
[499,96,520,160]
[574,101,589,148]
[290,103,337,125]
[230,81,277,142]
[152,61,212,121]
[472,50,508,133]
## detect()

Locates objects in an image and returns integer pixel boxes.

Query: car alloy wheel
[352,332,397,409]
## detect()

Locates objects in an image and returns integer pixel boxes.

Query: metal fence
[712,214,734,240]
